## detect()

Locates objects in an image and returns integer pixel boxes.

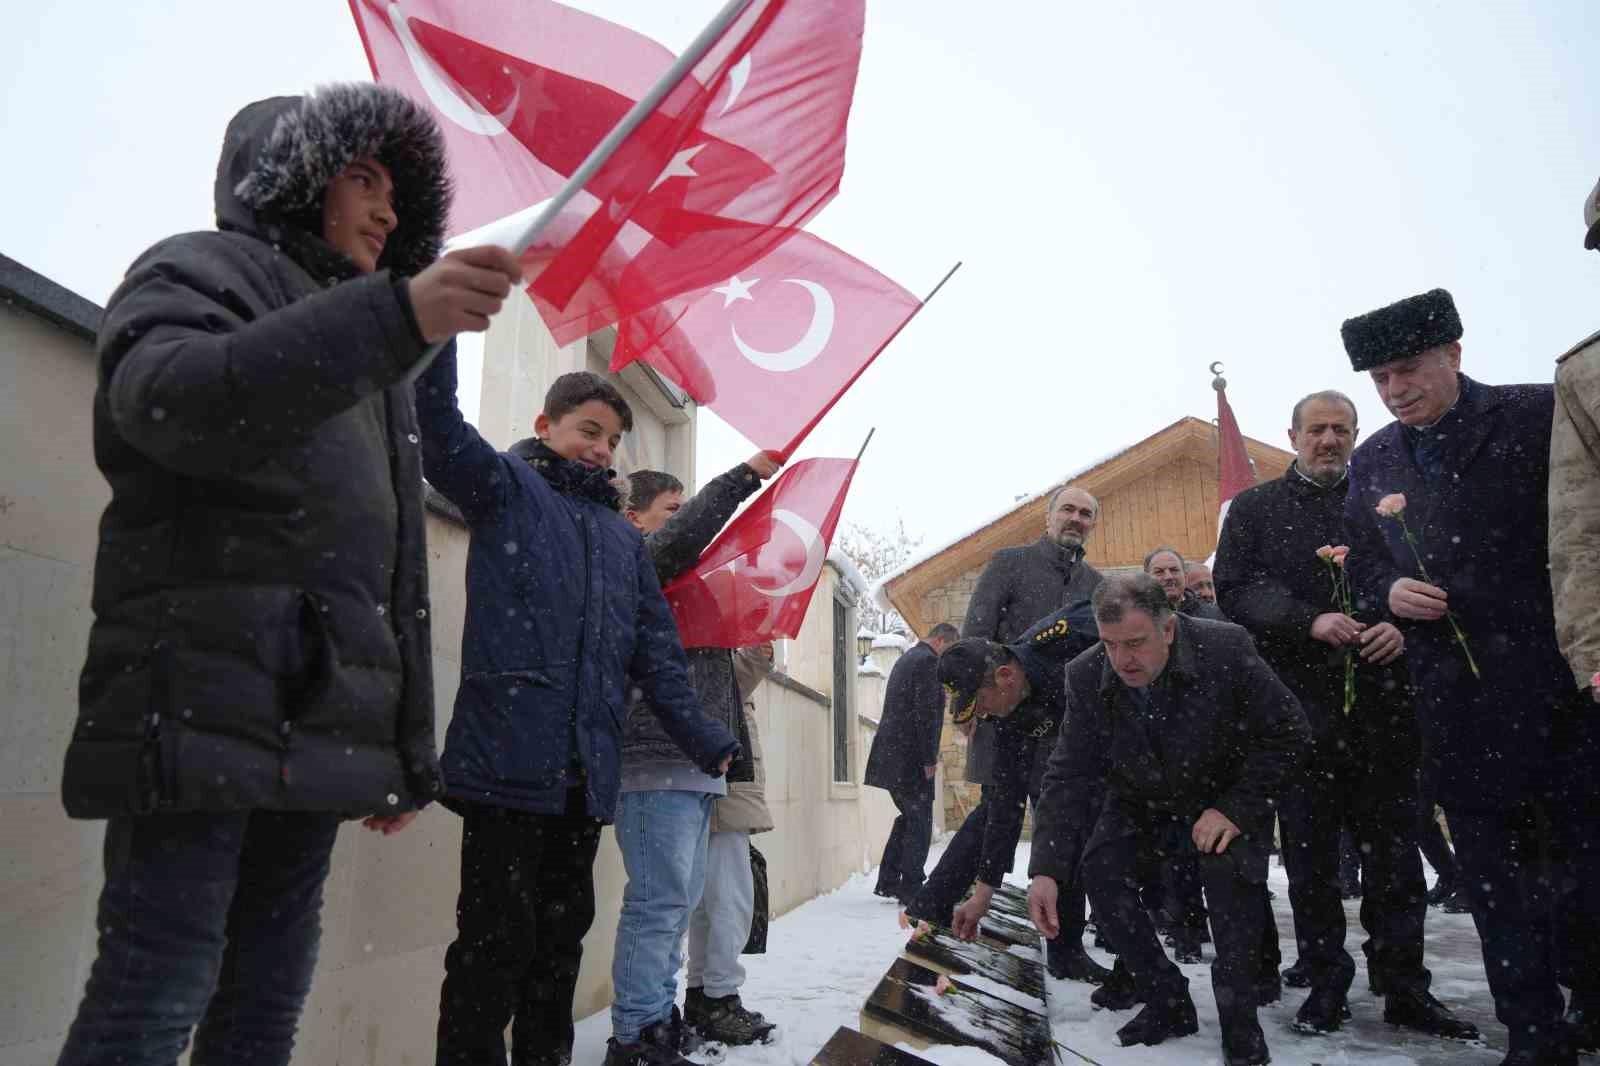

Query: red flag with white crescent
[610,231,920,459]
[663,458,857,649]
[350,0,863,342]
[1214,377,1256,542]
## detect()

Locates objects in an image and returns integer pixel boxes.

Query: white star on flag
[648,144,705,192]
[712,275,759,307]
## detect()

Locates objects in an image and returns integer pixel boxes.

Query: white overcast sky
[6,2,1599,555]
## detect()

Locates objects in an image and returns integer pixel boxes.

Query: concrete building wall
[0,271,894,1064]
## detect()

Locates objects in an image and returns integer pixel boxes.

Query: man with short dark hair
[1342,288,1600,1065]
[866,623,959,906]
[1215,389,1475,1040]
[1026,573,1310,1066]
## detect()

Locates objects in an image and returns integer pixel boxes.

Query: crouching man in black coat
[1027,573,1311,1066]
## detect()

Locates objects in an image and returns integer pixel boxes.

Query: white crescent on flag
[752,508,825,597]
[388,3,518,137]
[731,279,835,372]
[719,53,753,115]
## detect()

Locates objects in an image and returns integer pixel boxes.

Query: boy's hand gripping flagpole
[403,0,758,384]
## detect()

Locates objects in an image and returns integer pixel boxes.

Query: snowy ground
[571,840,1517,1066]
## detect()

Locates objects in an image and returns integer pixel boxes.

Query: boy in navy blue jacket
[415,346,738,1066]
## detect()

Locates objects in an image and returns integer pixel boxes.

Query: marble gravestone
[902,926,1048,1003]
[808,1025,940,1066]
[860,958,1055,1066]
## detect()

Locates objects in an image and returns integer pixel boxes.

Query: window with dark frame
[831,595,851,783]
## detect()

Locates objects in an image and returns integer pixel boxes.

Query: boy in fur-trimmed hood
[56,84,520,1064]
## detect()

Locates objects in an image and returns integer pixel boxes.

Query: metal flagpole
[853,426,876,465]
[404,0,758,383]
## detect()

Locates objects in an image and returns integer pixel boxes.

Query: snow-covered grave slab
[902,928,1047,1004]
[984,883,1032,923]
[810,1025,940,1066]
[976,908,1038,951]
[860,958,1055,1066]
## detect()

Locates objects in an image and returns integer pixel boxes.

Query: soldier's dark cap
[938,638,1008,724]
[1341,288,1463,372]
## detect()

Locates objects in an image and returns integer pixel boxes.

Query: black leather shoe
[1282,959,1313,988]
[1384,989,1480,1041]
[1090,960,1142,1011]
[1292,986,1348,1034]
[1423,877,1456,906]
[1171,933,1203,965]
[1222,1022,1271,1066]
[1115,992,1199,1047]
[1498,1047,1576,1066]
[1047,944,1113,984]
[1439,887,1473,914]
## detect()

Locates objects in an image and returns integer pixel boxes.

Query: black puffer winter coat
[61,86,450,818]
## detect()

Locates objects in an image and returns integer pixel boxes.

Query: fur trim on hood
[223,84,451,276]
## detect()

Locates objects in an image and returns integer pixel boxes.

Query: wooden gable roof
[880,416,1294,635]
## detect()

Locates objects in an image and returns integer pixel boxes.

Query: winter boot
[1047,943,1112,984]
[1281,958,1313,988]
[1090,959,1143,1011]
[683,987,777,1047]
[605,1017,695,1066]
[1291,986,1349,1034]
[1384,988,1480,1041]
[1115,987,1199,1047]
[1222,1020,1272,1066]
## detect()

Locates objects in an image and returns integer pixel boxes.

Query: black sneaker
[1115,990,1199,1047]
[605,1018,695,1066]
[1384,989,1480,1041]
[683,988,777,1047]
[1090,959,1143,1011]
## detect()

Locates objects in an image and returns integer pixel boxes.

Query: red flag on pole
[1213,368,1256,543]
[663,458,857,648]
[610,232,920,459]
[351,0,863,341]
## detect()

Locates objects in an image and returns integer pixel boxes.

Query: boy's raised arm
[628,538,740,774]
[412,339,515,526]
[101,243,425,476]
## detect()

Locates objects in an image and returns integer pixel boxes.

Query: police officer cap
[1340,288,1463,372]
[938,638,1008,725]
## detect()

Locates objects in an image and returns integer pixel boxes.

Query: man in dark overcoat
[1026,573,1310,1066]
[941,484,1105,980]
[1340,288,1600,1066]
[1215,389,1477,1040]
[865,623,959,905]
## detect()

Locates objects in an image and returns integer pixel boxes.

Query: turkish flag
[350,0,863,342]
[663,458,857,649]
[610,231,920,459]
[1212,376,1257,553]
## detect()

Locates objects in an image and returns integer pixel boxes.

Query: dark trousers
[57,810,341,1066]
[1084,827,1266,1042]
[1337,826,1363,892]
[1277,750,1428,997]
[875,779,935,901]
[1165,851,1208,944]
[436,796,603,1066]
[1449,798,1600,1054]
[1417,772,1457,886]
[907,790,1087,949]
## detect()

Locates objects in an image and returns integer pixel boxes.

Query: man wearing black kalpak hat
[901,600,1111,985]
[1341,288,1600,1066]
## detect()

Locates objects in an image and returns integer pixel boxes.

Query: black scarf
[515,438,622,510]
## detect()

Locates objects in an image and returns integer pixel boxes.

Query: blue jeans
[57,810,341,1066]
[611,790,713,1043]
